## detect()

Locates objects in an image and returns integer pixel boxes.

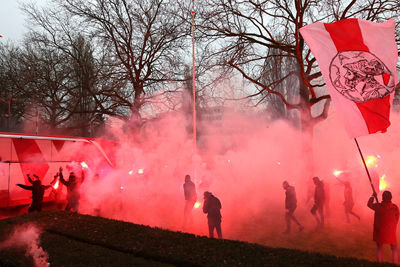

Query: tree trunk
[298,83,315,177]
[126,87,144,139]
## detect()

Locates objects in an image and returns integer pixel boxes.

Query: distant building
[392,83,400,112]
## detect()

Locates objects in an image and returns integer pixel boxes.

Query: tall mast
[191,0,196,151]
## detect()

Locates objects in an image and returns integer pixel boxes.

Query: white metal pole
[191,2,196,151]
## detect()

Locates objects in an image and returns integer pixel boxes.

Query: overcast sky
[0,0,48,42]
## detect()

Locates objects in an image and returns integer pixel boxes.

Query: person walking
[282,181,304,233]
[203,191,222,239]
[337,178,360,222]
[311,176,325,228]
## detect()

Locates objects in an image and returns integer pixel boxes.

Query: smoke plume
[0,224,49,267]
[60,98,400,261]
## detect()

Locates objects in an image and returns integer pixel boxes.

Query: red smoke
[71,106,400,261]
[0,224,49,267]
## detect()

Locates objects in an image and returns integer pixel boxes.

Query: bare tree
[54,0,192,127]
[261,47,300,126]
[0,44,26,131]
[20,2,133,135]
[18,40,72,131]
[69,35,98,136]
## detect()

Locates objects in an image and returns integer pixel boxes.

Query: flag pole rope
[354,138,378,202]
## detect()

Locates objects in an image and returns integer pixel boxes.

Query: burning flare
[128,169,144,175]
[379,174,389,191]
[194,201,201,209]
[81,161,89,169]
[365,155,378,168]
[52,180,59,190]
[333,170,343,177]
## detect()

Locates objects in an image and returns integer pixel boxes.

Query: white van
[0,132,115,208]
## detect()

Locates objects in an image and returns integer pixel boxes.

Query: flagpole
[191,0,197,180]
[191,1,196,152]
[354,138,378,202]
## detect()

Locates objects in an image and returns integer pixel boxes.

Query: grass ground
[0,210,396,266]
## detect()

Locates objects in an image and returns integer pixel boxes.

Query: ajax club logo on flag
[330,51,395,103]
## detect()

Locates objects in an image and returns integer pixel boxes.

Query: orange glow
[194,201,201,209]
[53,180,59,190]
[333,170,343,177]
[379,174,389,191]
[365,155,378,168]
[138,168,144,174]
[81,161,89,169]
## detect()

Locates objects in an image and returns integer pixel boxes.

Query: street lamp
[0,93,18,130]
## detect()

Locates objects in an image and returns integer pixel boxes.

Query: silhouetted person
[183,174,197,228]
[16,174,56,212]
[282,181,304,234]
[59,166,85,212]
[203,191,222,239]
[368,191,399,264]
[311,176,325,228]
[337,179,360,222]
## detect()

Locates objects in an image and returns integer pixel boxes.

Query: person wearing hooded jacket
[203,191,222,239]
[311,176,325,228]
[282,181,304,233]
[183,174,197,228]
[59,166,85,212]
[337,178,360,223]
[368,191,399,264]
[16,174,56,212]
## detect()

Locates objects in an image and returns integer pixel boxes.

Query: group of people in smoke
[283,176,363,233]
[17,167,399,264]
[17,166,85,213]
[184,173,399,264]
[282,177,326,234]
[283,176,399,264]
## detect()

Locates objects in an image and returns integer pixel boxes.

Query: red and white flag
[300,19,398,138]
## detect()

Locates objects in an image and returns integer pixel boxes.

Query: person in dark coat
[183,174,197,228]
[59,166,85,212]
[282,181,304,233]
[16,174,56,212]
[337,178,360,222]
[311,176,325,228]
[203,191,222,239]
[368,191,399,264]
